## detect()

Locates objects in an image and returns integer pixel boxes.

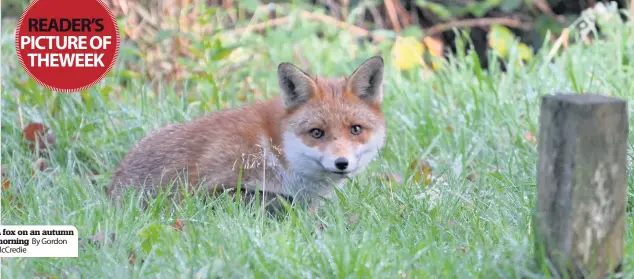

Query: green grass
[1,8,634,279]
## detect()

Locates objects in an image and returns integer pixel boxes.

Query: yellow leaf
[409,159,432,185]
[518,43,533,61]
[488,25,515,58]
[391,36,424,70]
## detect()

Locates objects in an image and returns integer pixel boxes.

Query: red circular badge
[15,0,120,93]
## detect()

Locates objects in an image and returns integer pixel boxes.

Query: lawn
[1,5,633,279]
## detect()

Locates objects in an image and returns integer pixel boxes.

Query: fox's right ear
[278,62,315,110]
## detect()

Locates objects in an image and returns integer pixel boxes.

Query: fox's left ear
[347,56,384,105]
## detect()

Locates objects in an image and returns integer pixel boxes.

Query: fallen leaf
[423,36,444,57]
[128,250,136,264]
[523,131,537,143]
[173,219,184,231]
[1,166,9,190]
[409,159,432,185]
[22,122,56,153]
[22,122,47,142]
[391,36,424,70]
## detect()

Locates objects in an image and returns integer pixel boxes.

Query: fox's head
[277,56,386,182]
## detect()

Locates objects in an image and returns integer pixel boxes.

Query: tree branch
[424,17,532,36]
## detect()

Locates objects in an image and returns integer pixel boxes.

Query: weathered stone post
[534,94,628,278]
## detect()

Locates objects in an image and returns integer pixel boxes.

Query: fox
[107,56,387,212]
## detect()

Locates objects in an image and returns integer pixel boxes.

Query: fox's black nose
[334,157,349,170]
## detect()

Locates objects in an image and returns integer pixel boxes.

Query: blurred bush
[2,0,631,79]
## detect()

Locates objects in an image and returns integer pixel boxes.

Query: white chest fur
[253,136,346,205]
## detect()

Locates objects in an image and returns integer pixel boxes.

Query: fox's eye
[310,128,325,139]
[350,125,363,135]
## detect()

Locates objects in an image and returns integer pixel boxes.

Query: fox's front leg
[235,179,294,213]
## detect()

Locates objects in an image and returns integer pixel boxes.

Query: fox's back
[107,98,286,199]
